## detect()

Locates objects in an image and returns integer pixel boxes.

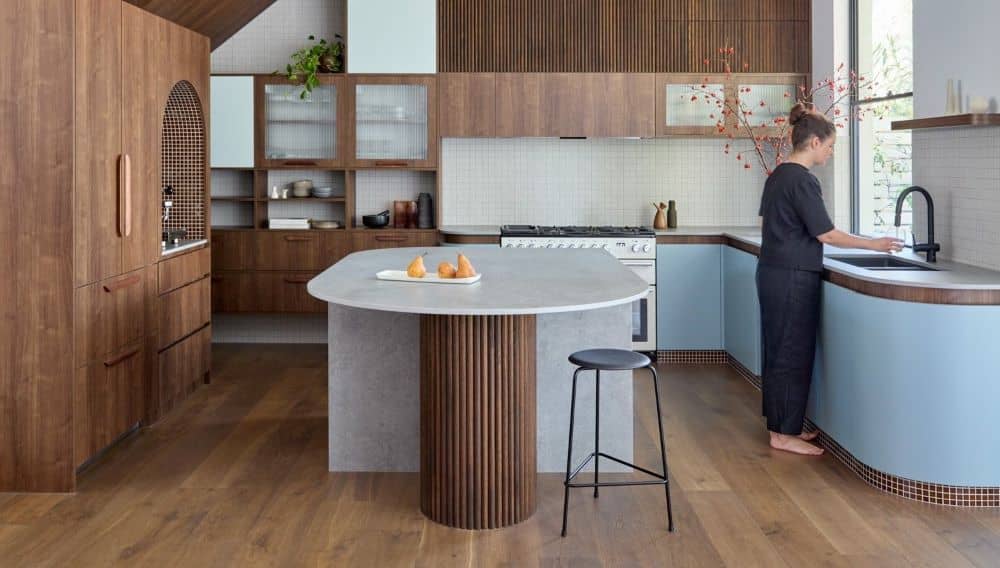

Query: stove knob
[569,243,578,248]
[530,243,539,248]
[631,244,641,253]
[642,243,651,253]
[602,244,610,250]
[546,243,555,248]
[560,243,569,248]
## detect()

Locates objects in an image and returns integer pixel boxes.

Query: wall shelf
[891,113,1000,131]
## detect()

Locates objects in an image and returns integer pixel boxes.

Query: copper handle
[374,160,409,167]
[117,155,126,237]
[104,347,140,367]
[283,236,314,242]
[283,276,312,284]
[124,154,132,237]
[103,274,141,293]
[374,236,408,242]
[282,160,318,166]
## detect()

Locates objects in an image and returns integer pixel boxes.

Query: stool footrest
[565,451,668,486]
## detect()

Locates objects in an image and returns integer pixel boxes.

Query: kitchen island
[308,246,649,529]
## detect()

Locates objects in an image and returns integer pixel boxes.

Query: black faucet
[894,185,940,263]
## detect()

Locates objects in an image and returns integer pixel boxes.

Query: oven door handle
[621,260,655,267]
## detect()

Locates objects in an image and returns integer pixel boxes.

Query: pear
[406,253,427,278]
[455,253,476,278]
[437,261,457,278]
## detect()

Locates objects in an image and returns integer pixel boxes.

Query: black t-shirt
[758,163,835,272]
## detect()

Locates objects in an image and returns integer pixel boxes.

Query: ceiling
[124,0,279,49]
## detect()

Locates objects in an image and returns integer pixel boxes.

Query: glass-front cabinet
[255,75,349,168]
[656,73,807,138]
[350,75,437,168]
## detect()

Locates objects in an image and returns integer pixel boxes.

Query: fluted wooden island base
[420,314,537,529]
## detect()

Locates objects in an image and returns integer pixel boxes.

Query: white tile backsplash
[912,126,1000,270]
[211,0,345,74]
[440,138,768,227]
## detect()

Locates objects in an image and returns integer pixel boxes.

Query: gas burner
[500,225,654,238]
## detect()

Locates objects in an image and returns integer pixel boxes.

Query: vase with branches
[686,46,879,174]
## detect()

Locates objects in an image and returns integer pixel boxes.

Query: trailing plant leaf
[275,34,344,99]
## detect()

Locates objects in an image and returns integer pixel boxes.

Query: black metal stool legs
[648,364,674,532]
[561,368,582,537]
[561,361,675,537]
[594,369,600,499]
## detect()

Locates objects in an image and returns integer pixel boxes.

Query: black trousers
[755,264,822,435]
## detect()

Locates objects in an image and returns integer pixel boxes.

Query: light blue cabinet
[722,246,761,374]
[656,244,723,350]
[347,0,437,73]
[210,76,255,168]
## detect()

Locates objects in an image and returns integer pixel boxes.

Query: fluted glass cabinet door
[256,76,347,167]
[737,83,797,127]
[351,76,437,167]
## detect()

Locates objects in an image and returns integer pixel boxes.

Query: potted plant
[278,34,344,99]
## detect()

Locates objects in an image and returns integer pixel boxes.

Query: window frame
[849,0,914,235]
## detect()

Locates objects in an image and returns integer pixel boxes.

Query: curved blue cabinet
[722,247,761,374]
[809,282,1000,486]
[656,244,723,350]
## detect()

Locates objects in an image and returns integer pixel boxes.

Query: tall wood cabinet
[0,0,210,492]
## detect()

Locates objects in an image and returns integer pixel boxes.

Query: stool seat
[569,348,651,371]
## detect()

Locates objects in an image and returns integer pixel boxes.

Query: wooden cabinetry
[655,73,807,137]
[158,276,211,349]
[75,268,147,366]
[255,75,350,168]
[158,325,211,417]
[349,74,438,167]
[351,229,439,250]
[438,73,497,137]
[254,230,351,271]
[495,73,655,138]
[73,341,145,467]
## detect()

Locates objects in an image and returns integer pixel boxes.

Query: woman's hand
[868,237,905,253]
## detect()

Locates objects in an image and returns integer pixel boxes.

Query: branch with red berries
[685,47,878,174]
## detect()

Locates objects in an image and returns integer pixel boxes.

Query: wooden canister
[394,200,409,228]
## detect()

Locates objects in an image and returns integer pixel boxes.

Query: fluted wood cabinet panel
[438,0,810,73]
[420,314,537,529]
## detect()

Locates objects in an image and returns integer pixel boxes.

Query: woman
[757,102,903,455]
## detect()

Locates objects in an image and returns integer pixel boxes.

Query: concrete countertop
[308,246,649,315]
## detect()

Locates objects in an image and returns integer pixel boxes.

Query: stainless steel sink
[825,254,940,271]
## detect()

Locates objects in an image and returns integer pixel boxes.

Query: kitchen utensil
[417,192,434,229]
[653,202,667,230]
[376,270,481,285]
[394,201,409,228]
[310,220,341,229]
[362,210,391,229]
[406,201,418,229]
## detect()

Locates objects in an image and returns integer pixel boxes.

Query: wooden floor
[2,344,999,567]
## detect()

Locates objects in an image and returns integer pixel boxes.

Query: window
[851,0,914,240]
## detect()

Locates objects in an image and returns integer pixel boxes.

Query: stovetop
[500,225,655,238]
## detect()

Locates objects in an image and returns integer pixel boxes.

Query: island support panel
[420,314,536,529]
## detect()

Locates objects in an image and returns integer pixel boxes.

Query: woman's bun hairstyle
[789,101,835,149]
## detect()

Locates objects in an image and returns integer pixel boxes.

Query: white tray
[376,270,482,285]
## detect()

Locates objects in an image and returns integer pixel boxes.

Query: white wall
[212,0,346,74]
[347,0,436,73]
[913,0,1000,118]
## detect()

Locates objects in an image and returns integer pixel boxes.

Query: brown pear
[455,253,476,278]
[437,261,457,278]
[406,253,427,278]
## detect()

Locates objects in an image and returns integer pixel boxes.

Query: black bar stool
[561,348,674,537]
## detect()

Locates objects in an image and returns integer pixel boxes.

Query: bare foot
[769,432,824,455]
[799,430,819,441]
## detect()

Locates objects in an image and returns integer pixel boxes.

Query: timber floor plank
[0,344,997,567]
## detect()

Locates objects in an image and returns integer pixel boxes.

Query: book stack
[269,217,311,230]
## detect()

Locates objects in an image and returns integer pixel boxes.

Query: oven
[623,260,656,352]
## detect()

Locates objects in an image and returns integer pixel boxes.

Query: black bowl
[362,211,390,229]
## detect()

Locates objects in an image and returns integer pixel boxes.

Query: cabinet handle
[283,276,312,284]
[374,160,410,167]
[374,236,408,243]
[283,235,314,242]
[117,155,126,237]
[123,154,132,237]
[104,347,140,367]
[103,274,141,293]
[282,160,318,166]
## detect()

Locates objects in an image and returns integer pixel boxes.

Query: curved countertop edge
[307,247,651,316]
[307,283,650,316]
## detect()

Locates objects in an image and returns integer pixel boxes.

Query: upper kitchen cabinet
[656,73,807,137]
[255,75,350,168]
[347,0,436,73]
[495,74,655,138]
[349,75,438,168]
[210,76,254,168]
[438,73,497,138]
